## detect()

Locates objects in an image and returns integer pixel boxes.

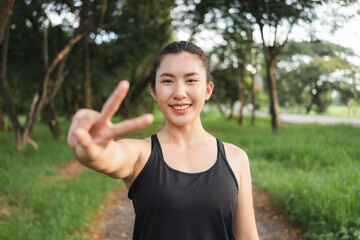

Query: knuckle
[83,113,95,122]
[73,110,85,121]
[73,109,98,123]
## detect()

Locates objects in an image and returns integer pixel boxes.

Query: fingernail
[145,114,154,123]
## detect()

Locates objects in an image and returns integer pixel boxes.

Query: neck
[158,118,209,147]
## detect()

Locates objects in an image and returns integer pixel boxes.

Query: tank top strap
[152,134,164,159]
[151,134,158,150]
[128,134,159,200]
[216,139,239,190]
[217,138,226,158]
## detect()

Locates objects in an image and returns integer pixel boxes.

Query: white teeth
[172,105,190,110]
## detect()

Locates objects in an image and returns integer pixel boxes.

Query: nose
[173,82,187,100]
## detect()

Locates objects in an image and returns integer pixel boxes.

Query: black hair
[150,41,212,90]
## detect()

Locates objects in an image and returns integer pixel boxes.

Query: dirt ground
[81,185,305,240]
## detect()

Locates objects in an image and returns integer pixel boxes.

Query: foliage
[211,66,238,107]
[178,0,360,129]
[277,40,360,112]
[86,0,176,117]
[1,0,175,149]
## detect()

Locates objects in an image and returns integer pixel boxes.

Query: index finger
[100,80,129,121]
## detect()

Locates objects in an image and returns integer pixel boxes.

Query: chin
[167,116,198,127]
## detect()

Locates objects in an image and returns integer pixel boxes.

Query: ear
[150,85,157,101]
[205,82,214,101]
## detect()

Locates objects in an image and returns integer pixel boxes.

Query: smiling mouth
[170,104,191,110]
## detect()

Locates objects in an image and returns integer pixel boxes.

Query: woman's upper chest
[160,141,218,174]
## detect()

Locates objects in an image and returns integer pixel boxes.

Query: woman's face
[151,52,213,127]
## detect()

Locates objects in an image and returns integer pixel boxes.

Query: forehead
[157,52,205,77]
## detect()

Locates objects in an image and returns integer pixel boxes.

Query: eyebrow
[159,72,200,78]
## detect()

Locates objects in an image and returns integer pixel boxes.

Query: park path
[82,186,305,240]
[279,113,360,126]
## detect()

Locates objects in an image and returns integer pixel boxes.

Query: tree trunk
[236,63,246,125]
[314,90,324,113]
[82,36,92,108]
[266,57,281,129]
[0,0,15,44]
[120,73,153,119]
[228,100,235,120]
[43,100,63,140]
[122,99,131,119]
[95,92,104,110]
[307,89,324,113]
[62,86,73,119]
[251,72,256,125]
[0,109,9,131]
[71,88,81,113]
[216,102,226,117]
[306,101,313,113]
[0,21,25,149]
[237,34,251,125]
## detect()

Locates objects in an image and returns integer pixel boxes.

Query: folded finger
[67,109,99,148]
[74,128,103,159]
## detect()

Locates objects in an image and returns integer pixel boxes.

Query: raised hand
[67,80,153,165]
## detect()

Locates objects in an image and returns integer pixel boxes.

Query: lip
[169,103,192,112]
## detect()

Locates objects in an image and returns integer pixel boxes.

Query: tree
[0,0,125,150]
[182,0,359,129]
[91,0,176,119]
[277,40,360,112]
[211,66,239,118]
[209,28,259,123]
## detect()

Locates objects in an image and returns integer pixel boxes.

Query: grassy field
[202,113,360,240]
[0,118,162,240]
[0,113,359,239]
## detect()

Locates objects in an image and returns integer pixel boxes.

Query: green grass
[0,117,162,240]
[1,113,359,239]
[202,113,360,240]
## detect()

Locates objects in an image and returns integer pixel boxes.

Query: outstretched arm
[67,80,153,179]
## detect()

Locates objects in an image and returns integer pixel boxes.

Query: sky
[290,4,360,65]
[177,3,360,66]
[48,2,360,65]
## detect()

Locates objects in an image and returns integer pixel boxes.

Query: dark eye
[187,79,197,83]
[161,79,173,83]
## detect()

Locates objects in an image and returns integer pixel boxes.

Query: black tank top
[128,134,239,240]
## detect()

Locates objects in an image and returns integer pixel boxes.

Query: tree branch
[0,0,15,44]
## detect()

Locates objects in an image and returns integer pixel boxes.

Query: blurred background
[0,1,359,240]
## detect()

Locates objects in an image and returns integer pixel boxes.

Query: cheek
[155,87,171,102]
[190,86,207,99]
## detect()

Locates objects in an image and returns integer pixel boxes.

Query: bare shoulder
[223,142,249,165]
[222,142,250,183]
[116,137,152,165]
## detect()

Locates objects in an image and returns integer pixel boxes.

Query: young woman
[68,41,259,240]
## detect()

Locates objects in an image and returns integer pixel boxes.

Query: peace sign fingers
[109,113,154,139]
[100,80,129,122]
